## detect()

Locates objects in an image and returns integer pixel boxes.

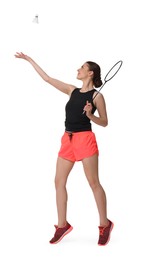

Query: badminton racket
[83,60,123,114]
[93,60,123,100]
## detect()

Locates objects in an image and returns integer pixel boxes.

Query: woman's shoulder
[69,86,80,95]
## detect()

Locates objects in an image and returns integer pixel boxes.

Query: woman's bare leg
[82,154,109,227]
[54,157,74,227]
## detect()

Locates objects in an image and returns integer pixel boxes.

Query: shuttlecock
[33,15,39,23]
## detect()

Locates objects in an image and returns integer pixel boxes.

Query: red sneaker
[49,222,73,244]
[98,220,114,246]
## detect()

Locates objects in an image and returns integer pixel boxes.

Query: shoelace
[99,227,105,236]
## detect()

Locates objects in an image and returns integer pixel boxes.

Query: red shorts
[58,131,99,162]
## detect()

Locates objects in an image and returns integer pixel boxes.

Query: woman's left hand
[83,100,93,117]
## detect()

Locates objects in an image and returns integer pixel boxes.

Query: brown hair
[86,61,103,88]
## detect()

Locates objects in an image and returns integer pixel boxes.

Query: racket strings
[92,60,123,101]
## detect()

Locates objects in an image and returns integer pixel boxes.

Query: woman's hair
[86,61,103,88]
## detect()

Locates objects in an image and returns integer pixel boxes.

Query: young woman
[14,52,114,246]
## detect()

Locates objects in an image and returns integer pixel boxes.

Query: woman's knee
[88,179,101,191]
[54,176,58,189]
[54,175,68,190]
[54,177,63,189]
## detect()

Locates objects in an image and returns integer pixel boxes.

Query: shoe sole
[49,226,73,244]
[98,222,114,246]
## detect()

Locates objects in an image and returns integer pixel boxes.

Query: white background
[0,0,157,259]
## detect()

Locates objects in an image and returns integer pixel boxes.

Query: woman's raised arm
[14,52,75,95]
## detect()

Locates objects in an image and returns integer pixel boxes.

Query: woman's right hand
[14,52,29,60]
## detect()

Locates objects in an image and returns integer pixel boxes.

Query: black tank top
[65,88,97,132]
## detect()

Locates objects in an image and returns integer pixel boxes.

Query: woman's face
[77,63,93,80]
